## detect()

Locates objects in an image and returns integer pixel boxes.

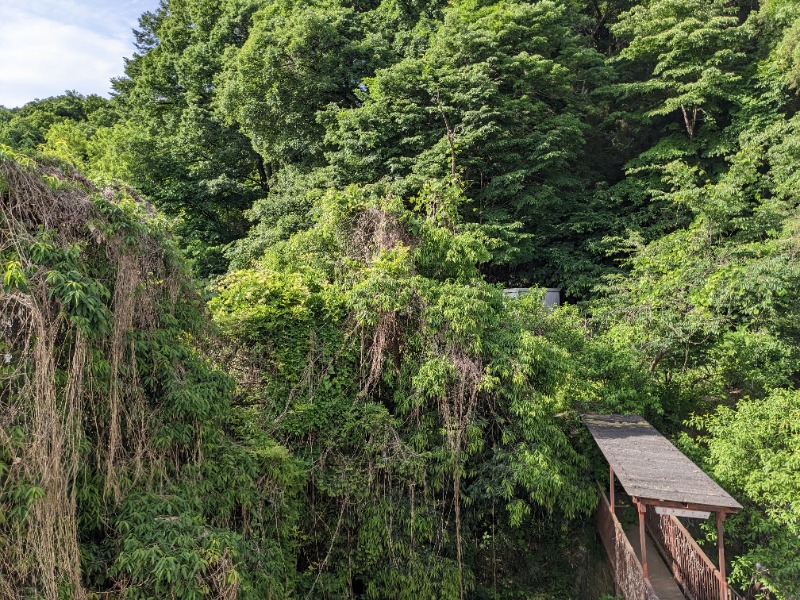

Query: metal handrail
[597,482,660,600]
[645,510,744,600]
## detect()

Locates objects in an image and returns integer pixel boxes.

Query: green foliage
[322,0,610,287]
[110,495,245,600]
[104,0,269,277]
[612,0,747,138]
[596,115,800,419]
[210,180,655,597]
[686,391,800,598]
[7,0,800,596]
[216,0,372,166]
[0,91,113,151]
[0,155,301,599]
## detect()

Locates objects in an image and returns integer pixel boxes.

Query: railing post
[637,501,649,581]
[717,512,727,599]
[610,465,615,515]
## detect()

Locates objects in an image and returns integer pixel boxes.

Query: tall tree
[111,0,267,276]
[611,0,747,139]
[310,0,612,289]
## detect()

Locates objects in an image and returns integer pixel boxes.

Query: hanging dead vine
[348,205,412,265]
[349,206,414,397]
[349,203,485,597]
[0,157,190,599]
[439,348,483,600]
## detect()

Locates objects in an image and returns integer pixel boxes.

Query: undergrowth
[0,149,302,599]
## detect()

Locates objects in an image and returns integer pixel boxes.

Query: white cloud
[0,1,159,108]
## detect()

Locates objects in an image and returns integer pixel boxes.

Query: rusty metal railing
[597,482,660,600]
[645,510,744,600]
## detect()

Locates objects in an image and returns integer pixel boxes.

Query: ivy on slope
[210,180,657,599]
[0,149,302,599]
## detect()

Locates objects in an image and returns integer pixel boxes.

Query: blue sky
[0,0,160,108]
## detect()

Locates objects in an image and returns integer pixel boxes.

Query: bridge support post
[717,512,727,599]
[637,501,648,580]
[609,465,615,515]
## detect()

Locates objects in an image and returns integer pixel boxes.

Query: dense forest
[1,0,799,598]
